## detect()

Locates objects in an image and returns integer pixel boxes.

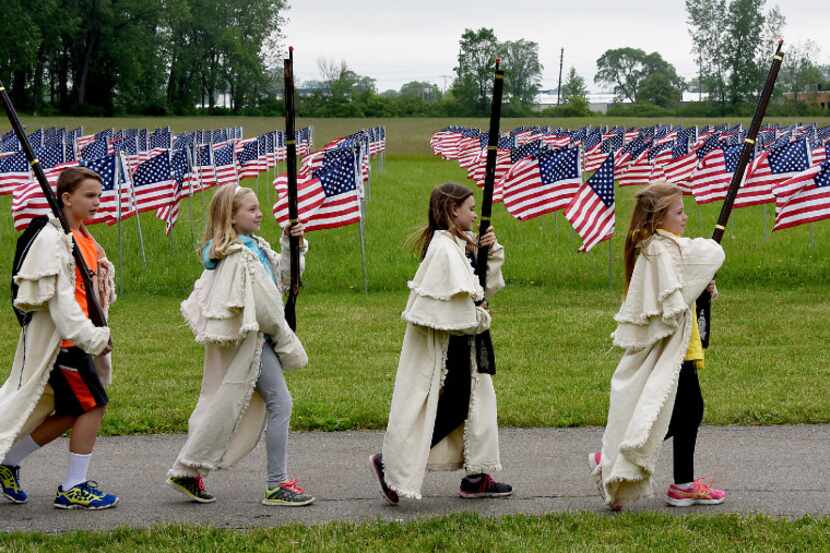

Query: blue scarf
[202,235,275,283]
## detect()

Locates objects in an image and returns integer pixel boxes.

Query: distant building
[783,86,830,110]
[533,91,619,113]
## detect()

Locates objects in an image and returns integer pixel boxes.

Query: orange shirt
[60,228,99,348]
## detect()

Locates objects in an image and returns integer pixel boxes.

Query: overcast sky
[284,0,827,93]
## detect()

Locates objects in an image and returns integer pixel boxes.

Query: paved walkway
[2,425,827,532]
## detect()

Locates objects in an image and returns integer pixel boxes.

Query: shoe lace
[691,478,714,495]
[280,479,305,494]
[479,474,495,491]
[2,466,22,492]
[74,481,103,499]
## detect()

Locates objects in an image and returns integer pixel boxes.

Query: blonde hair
[623,180,683,290]
[201,185,258,260]
[409,182,475,259]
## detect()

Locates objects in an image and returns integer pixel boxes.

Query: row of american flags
[430,122,830,251]
[0,125,385,235]
[271,128,385,232]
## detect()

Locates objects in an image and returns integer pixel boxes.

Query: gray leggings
[257,342,293,486]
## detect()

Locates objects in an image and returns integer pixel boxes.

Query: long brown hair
[201,185,258,259]
[56,167,103,207]
[623,181,683,290]
[410,182,475,259]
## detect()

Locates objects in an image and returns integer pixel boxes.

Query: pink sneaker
[666,479,727,507]
[588,451,622,512]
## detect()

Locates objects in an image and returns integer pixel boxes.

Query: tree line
[1,0,826,117]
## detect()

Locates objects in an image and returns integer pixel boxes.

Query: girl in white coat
[370,182,510,504]
[590,182,726,510]
[167,185,313,507]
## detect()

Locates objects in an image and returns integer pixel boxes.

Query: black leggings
[664,362,704,484]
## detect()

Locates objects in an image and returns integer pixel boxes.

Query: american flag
[81,155,121,225]
[81,138,108,161]
[150,128,171,150]
[772,160,830,231]
[28,129,45,148]
[12,178,53,231]
[157,148,193,234]
[663,139,697,189]
[690,144,744,205]
[736,138,812,208]
[564,153,616,252]
[194,143,217,187]
[275,131,286,162]
[0,151,30,195]
[2,130,21,152]
[37,142,78,185]
[502,147,582,221]
[272,166,327,226]
[213,143,238,185]
[237,138,261,179]
[430,127,466,159]
[274,148,361,232]
[130,150,175,213]
[618,142,666,187]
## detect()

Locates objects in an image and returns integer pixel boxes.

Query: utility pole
[440,75,452,93]
[556,47,564,106]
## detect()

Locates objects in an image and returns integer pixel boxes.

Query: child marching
[0,167,118,510]
[590,181,726,510]
[166,185,315,506]
[370,182,511,503]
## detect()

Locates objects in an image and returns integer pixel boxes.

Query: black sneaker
[458,473,512,499]
[166,475,216,503]
[369,453,399,505]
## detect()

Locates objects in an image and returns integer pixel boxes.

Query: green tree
[725,0,766,105]
[781,40,824,102]
[686,0,729,106]
[498,39,543,111]
[399,81,441,102]
[594,48,683,105]
[452,27,499,115]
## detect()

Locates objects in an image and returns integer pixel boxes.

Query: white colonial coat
[0,219,113,460]
[382,230,506,499]
[170,234,307,476]
[594,230,724,506]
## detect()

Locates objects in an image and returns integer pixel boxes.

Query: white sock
[674,481,694,490]
[63,452,92,490]
[2,435,40,467]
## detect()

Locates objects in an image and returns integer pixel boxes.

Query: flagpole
[696,39,785,348]
[357,147,369,295]
[120,153,147,267]
[185,148,196,248]
[116,152,125,295]
[283,47,302,330]
[192,143,206,220]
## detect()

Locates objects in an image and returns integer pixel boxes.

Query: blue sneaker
[53,481,119,510]
[0,464,28,504]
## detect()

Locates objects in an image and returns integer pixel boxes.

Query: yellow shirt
[685,302,704,368]
[660,228,704,368]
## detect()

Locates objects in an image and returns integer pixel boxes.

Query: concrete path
[2,425,827,532]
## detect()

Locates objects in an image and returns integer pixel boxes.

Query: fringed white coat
[170,234,307,476]
[594,230,724,507]
[382,230,506,499]
[0,219,114,461]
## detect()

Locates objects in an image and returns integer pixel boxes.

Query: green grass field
[0,117,829,435]
[2,513,829,552]
[2,117,830,544]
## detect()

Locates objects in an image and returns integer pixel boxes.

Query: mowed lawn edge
[1,513,829,552]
